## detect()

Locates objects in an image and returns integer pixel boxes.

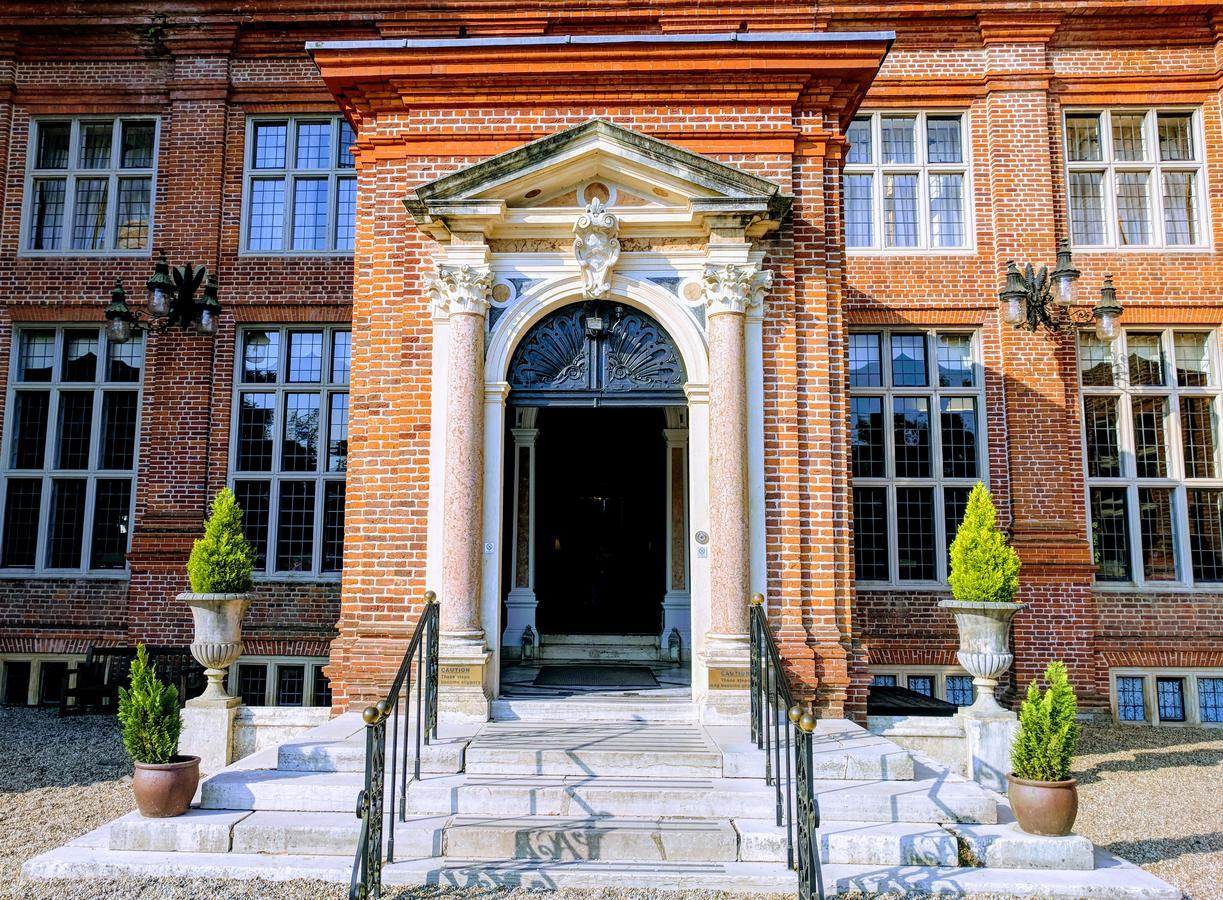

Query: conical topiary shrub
[118,643,181,765]
[1011,660,1080,783]
[948,481,1021,604]
[186,488,255,594]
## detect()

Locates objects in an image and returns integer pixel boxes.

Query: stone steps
[490,696,695,722]
[404,774,778,819]
[463,721,723,777]
[537,634,662,664]
[23,844,1180,899]
[201,769,365,812]
[443,815,740,862]
[108,809,446,859]
[736,818,959,867]
[278,732,467,774]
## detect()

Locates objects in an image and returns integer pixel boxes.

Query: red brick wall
[1,4,1220,721]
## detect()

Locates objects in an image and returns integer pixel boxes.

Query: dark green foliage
[117,644,181,765]
[1011,660,1081,782]
[948,481,1021,604]
[187,488,255,593]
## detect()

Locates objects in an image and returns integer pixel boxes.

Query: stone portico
[313,31,895,721]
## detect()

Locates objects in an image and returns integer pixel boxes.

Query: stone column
[661,410,691,656]
[430,261,494,723]
[502,408,539,656]
[701,261,771,723]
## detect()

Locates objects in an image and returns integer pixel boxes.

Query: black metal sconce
[998,239,1123,343]
[104,251,222,343]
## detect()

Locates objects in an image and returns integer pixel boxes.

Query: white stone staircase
[25,697,1180,898]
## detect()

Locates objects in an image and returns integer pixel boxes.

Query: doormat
[534,665,659,688]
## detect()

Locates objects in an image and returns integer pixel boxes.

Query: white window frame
[228,655,331,707]
[1063,107,1211,251]
[240,115,356,255]
[21,116,160,257]
[869,665,976,706]
[0,326,144,576]
[844,110,975,254]
[0,653,86,706]
[1109,667,1223,727]
[1080,328,1223,589]
[851,328,988,586]
[228,325,349,580]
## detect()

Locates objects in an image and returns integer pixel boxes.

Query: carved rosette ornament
[703,263,773,316]
[429,264,493,317]
[573,198,621,299]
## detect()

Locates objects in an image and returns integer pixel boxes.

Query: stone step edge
[22,846,1179,899]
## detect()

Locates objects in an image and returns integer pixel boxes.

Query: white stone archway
[478,273,711,699]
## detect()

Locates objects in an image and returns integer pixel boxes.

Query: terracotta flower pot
[1007,772,1079,836]
[132,755,201,818]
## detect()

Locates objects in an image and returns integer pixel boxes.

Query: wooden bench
[59,646,205,716]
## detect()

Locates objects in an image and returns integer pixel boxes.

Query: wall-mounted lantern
[104,251,222,343]
[998,239,1123,343]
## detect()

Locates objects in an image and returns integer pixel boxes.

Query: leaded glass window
[1156,677,1186,722]
[1199,678,1223,723]
[1116,676,1147,721]
[907,675,935,697]
[945,675,975,706]
[231,327,348,576]
[24,118,158,253]
[1079,330,1223,585]
[1,328,142,571]
[243,117,356,253]
[850,330,985,583]
[844,112,970,250]
[228,656,331,706]
[1064,109,1206,248]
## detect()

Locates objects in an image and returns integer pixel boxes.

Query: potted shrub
[939,482,1024,714]
[1008,660,1082,835]
[182,488,256,703]
[118,644,200,817]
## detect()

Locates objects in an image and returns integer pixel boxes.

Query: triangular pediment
[404,119,791,239]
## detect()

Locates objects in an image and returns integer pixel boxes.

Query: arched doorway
[499,301,691,694]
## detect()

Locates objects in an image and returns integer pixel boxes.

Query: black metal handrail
[749,594,824,900]
[349,590,440,900]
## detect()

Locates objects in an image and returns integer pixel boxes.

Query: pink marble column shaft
[707,308,750,639]
[441,310,486,637]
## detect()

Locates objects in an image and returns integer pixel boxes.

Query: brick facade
[0,3,1220,722]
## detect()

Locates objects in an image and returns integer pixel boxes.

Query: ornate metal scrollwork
[507,301,686,405]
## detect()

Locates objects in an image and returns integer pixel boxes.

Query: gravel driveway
[2,706,1219,899]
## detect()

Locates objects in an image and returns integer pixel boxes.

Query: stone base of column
[699,632,750,725]
[660,590,691,657]
[438,632,492,726]
[500,588,537,660]
[956,708,1018,793]
[180,695,239,776]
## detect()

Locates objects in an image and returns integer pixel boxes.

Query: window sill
[17,249,152,259]
[1068,245,1215,255]
[855,582,950,592]
[237,250,355,259]
[847,247,978,257]
[252,573,342,585]
[1092,581,1223,593]
[0,569,129,580]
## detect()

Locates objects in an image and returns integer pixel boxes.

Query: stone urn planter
[938,599,1026,715]
[132,755,201,818]
[1007,773,1079,836]
[181,592,252,703]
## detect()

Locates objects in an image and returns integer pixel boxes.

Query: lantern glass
[1001,295,1026,326]
[1094,310,1120,343]
[106,316,132,343]
[1055,273,1079,306]
[195,308,218,336]
[148,286,170,318]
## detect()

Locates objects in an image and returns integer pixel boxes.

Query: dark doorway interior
[533,406,666,635]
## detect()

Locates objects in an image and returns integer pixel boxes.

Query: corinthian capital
[429,264,493,317]
[703,263,773,317]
